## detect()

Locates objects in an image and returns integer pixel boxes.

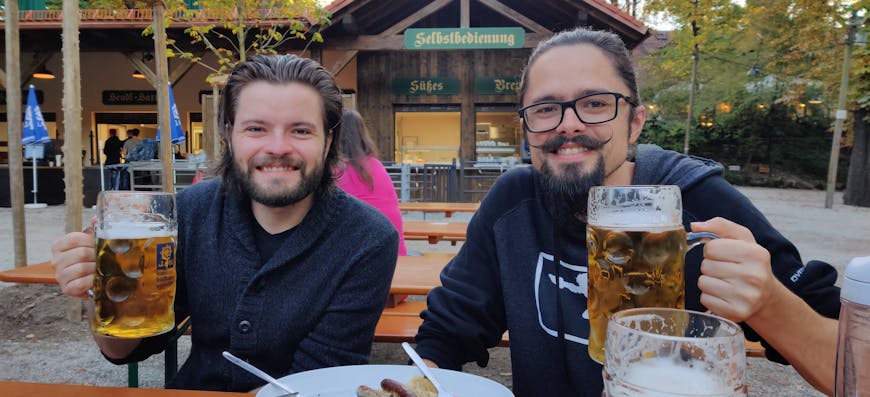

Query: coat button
[238,320,252,334]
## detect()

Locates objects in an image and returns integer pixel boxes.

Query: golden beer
[93,225,177,338]
[586,224,686,363]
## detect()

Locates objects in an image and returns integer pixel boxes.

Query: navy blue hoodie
[416,144,840,396]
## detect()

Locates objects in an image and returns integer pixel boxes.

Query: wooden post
[62,0,84,235]
[153,1,174,192]
[209,75,226,163]
[62,0,84,322]
[5,0,27,269]
[212,85,221,159]
[201,92,214,161]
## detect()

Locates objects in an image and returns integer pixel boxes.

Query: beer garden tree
[628,0,869,206]
[63,0,332,82]
[156,0,331,83]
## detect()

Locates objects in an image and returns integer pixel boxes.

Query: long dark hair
[518,27,641,119]
[216,54,343,196]
[338,109,379,190]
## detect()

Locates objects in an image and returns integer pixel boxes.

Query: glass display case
[475,109,522,164]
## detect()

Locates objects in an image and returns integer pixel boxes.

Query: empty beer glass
[93,191,177,338]
[603,308,747,397]
[587,185,716,363]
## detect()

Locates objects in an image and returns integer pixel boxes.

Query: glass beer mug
[586,185,716,363]
[603,308,747,397]
[93,191,178,338]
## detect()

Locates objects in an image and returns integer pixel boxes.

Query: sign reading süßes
[404,28,525,50]
[392,78,460,96]
[102,90,157,105]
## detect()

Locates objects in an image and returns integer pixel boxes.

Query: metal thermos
[835,256,870,397]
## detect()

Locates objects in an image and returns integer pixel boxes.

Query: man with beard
[51,54,399,391]
[414,28,840,396]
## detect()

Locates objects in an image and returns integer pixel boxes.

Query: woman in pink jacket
[336,109,407,256]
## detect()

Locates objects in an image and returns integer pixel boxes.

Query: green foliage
[46,0,110,9]
[149,0,332,83]
[633,0,865,187]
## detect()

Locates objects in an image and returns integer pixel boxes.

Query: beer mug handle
[687,232,719,250]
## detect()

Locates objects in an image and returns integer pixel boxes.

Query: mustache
[532,133,613,153]
[251,154,305,169]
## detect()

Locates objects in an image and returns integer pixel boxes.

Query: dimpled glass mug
[603,308,747,397]
[93,191,177,338]
[586,185,716,363]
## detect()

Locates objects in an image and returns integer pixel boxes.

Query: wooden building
[0,0,646,167]
[319,0,648,163]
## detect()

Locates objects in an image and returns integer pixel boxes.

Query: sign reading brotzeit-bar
[405,28,525,50]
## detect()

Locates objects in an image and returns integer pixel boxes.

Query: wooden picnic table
[0,255,455,297]
[0,261,55,284]
[398,202,479,218]
[391,253,454,295]
[402,221,468,244]
[0,381,253,397]
[1,257,766,359]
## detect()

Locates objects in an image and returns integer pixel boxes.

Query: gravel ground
[2,186,868,395]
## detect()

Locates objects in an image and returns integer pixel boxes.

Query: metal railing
[384,160,524,203]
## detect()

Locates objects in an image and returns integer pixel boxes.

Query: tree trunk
[153,1,174,192]
[62,0,84,322]
[5,0,27,268]
[63,0,83,234]
[844,109,869,207]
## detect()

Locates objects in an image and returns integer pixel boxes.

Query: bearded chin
[539,155,605,231]
[226,158,323,207]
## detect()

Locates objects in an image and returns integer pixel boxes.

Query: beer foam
[593,211,681,228]
[589,209,679,230]
[96,222,176,239]
[616,357,734,396]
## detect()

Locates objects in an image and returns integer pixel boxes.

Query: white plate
[256,364,513,397]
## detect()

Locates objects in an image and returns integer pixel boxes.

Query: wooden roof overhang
[320,0,648,51]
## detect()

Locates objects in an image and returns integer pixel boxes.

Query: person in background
[335,109,407,256]
[51,54,399,392]
[103,129,123,165]
[122,128,142,162]
[413,27,840,396]
[172,143,187,160]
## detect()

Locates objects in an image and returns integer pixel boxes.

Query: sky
[642,0,746,31]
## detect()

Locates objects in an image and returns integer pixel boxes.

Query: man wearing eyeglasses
[414,27,840,396]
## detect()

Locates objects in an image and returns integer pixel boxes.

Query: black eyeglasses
[518,92,637,133]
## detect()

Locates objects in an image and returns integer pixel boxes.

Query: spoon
[222,351,299,397]
[401,342,455,397]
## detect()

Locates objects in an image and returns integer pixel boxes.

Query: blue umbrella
[156,82,186,145]
[23,84,51,145]
[23,84,51,208]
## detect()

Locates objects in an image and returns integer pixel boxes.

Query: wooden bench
[376,301,510,347]
[375,301,765,357]
[403,221,468,245]
[398,202,480,218]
